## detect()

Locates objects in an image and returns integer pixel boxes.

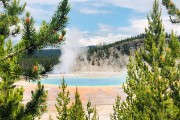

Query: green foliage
[0,0,25,38]
[69,88,86,120]
[111,96,122,120]
[22,12,37,55]
[162,0,180,23]
[0,0,70,119]
[86,100,99,120]
[169,31,180,58]
[22,81,47,119]
[86,99,94,120]
[112,0,180,120]
[56,80,99,120]
[91,106,99,120]
[19,49,61,79]
[50,0,70,31]
[56,78,70,120]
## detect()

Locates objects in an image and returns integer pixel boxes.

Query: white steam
[51,28,84,74]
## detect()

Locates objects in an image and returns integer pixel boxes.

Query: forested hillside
[73,34,144,72]
[19,33,179,73]
[19,49,61,74]
[73,33,179,72]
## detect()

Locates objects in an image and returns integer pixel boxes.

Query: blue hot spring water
[34,73,127,86]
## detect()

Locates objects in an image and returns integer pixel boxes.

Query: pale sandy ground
[15,73,127,120]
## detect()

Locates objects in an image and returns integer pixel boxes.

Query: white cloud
[162,16,180,35]
[103,0,153,13]
[88,2,107,7]
[11,0,180,46]
[79,7,111,14]
[64,27,131,46]
[79,34,130,46]
[21,0,59,5]
[25,6,53,22]
[117,19,148,35]
[102,0,180,13]
[69,0,90,3]
[117,16,180,35]
[98,23,112,32]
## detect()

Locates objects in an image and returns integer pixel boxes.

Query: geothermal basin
[35,74,126,86]
[22,71,127,120]
[33,71,126,86]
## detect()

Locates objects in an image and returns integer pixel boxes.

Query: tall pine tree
[56,78,70,120]
[111,0,180,119]
[69,87,86,120]
[0,0,70,119]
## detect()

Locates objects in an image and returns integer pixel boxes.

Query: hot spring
[33,73,127,86]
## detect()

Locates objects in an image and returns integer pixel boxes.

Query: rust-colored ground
[15,81,127,120]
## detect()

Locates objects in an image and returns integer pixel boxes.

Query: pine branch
[0,0,9,8]
[170,16,180,23]
[0,0,69,62]
[0,47,26,61]
[162,0,180,23]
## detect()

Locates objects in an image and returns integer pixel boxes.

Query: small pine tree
[56,78,70,120]
[86,99,94,120]
[56,80,99,120]
[91,106,99,120]
[111,96,121,120]
[111,0,180,119]
[69,87,85,120]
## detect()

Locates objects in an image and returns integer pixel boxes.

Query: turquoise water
[36,74,127,86]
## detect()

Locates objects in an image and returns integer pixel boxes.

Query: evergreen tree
[0,0,70,119]
[111,0,180,119]
[56,79,99,120]
[86,100,99,120]
[86,99,99,120]
[91,106,99,120]
[111,96,121,120]
[56,78,70,120]
[86,99,94,120]
[69,87,85,120]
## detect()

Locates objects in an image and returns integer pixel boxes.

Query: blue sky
[1,0,180,46]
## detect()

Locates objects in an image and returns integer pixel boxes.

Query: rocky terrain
[73,34,145,72]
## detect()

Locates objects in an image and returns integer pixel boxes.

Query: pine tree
[0,0,70,119]
[69,87,85,120]
[56,78,70,120]
[111,0,180,119]
[91,106,99,120]
[86,100,99,120]
[86,99,99,120]
[86,99,94,120]
[111,96,121,120]
[56,79,99,120]
[22,11,37,55]
[55,78,99,120]
[162,0,180,23]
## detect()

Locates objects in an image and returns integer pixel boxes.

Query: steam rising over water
[51,28,84,74]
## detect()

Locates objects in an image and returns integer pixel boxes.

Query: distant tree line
[19,49,61,79]
[87,33,146,62]
[87,32,180,62]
